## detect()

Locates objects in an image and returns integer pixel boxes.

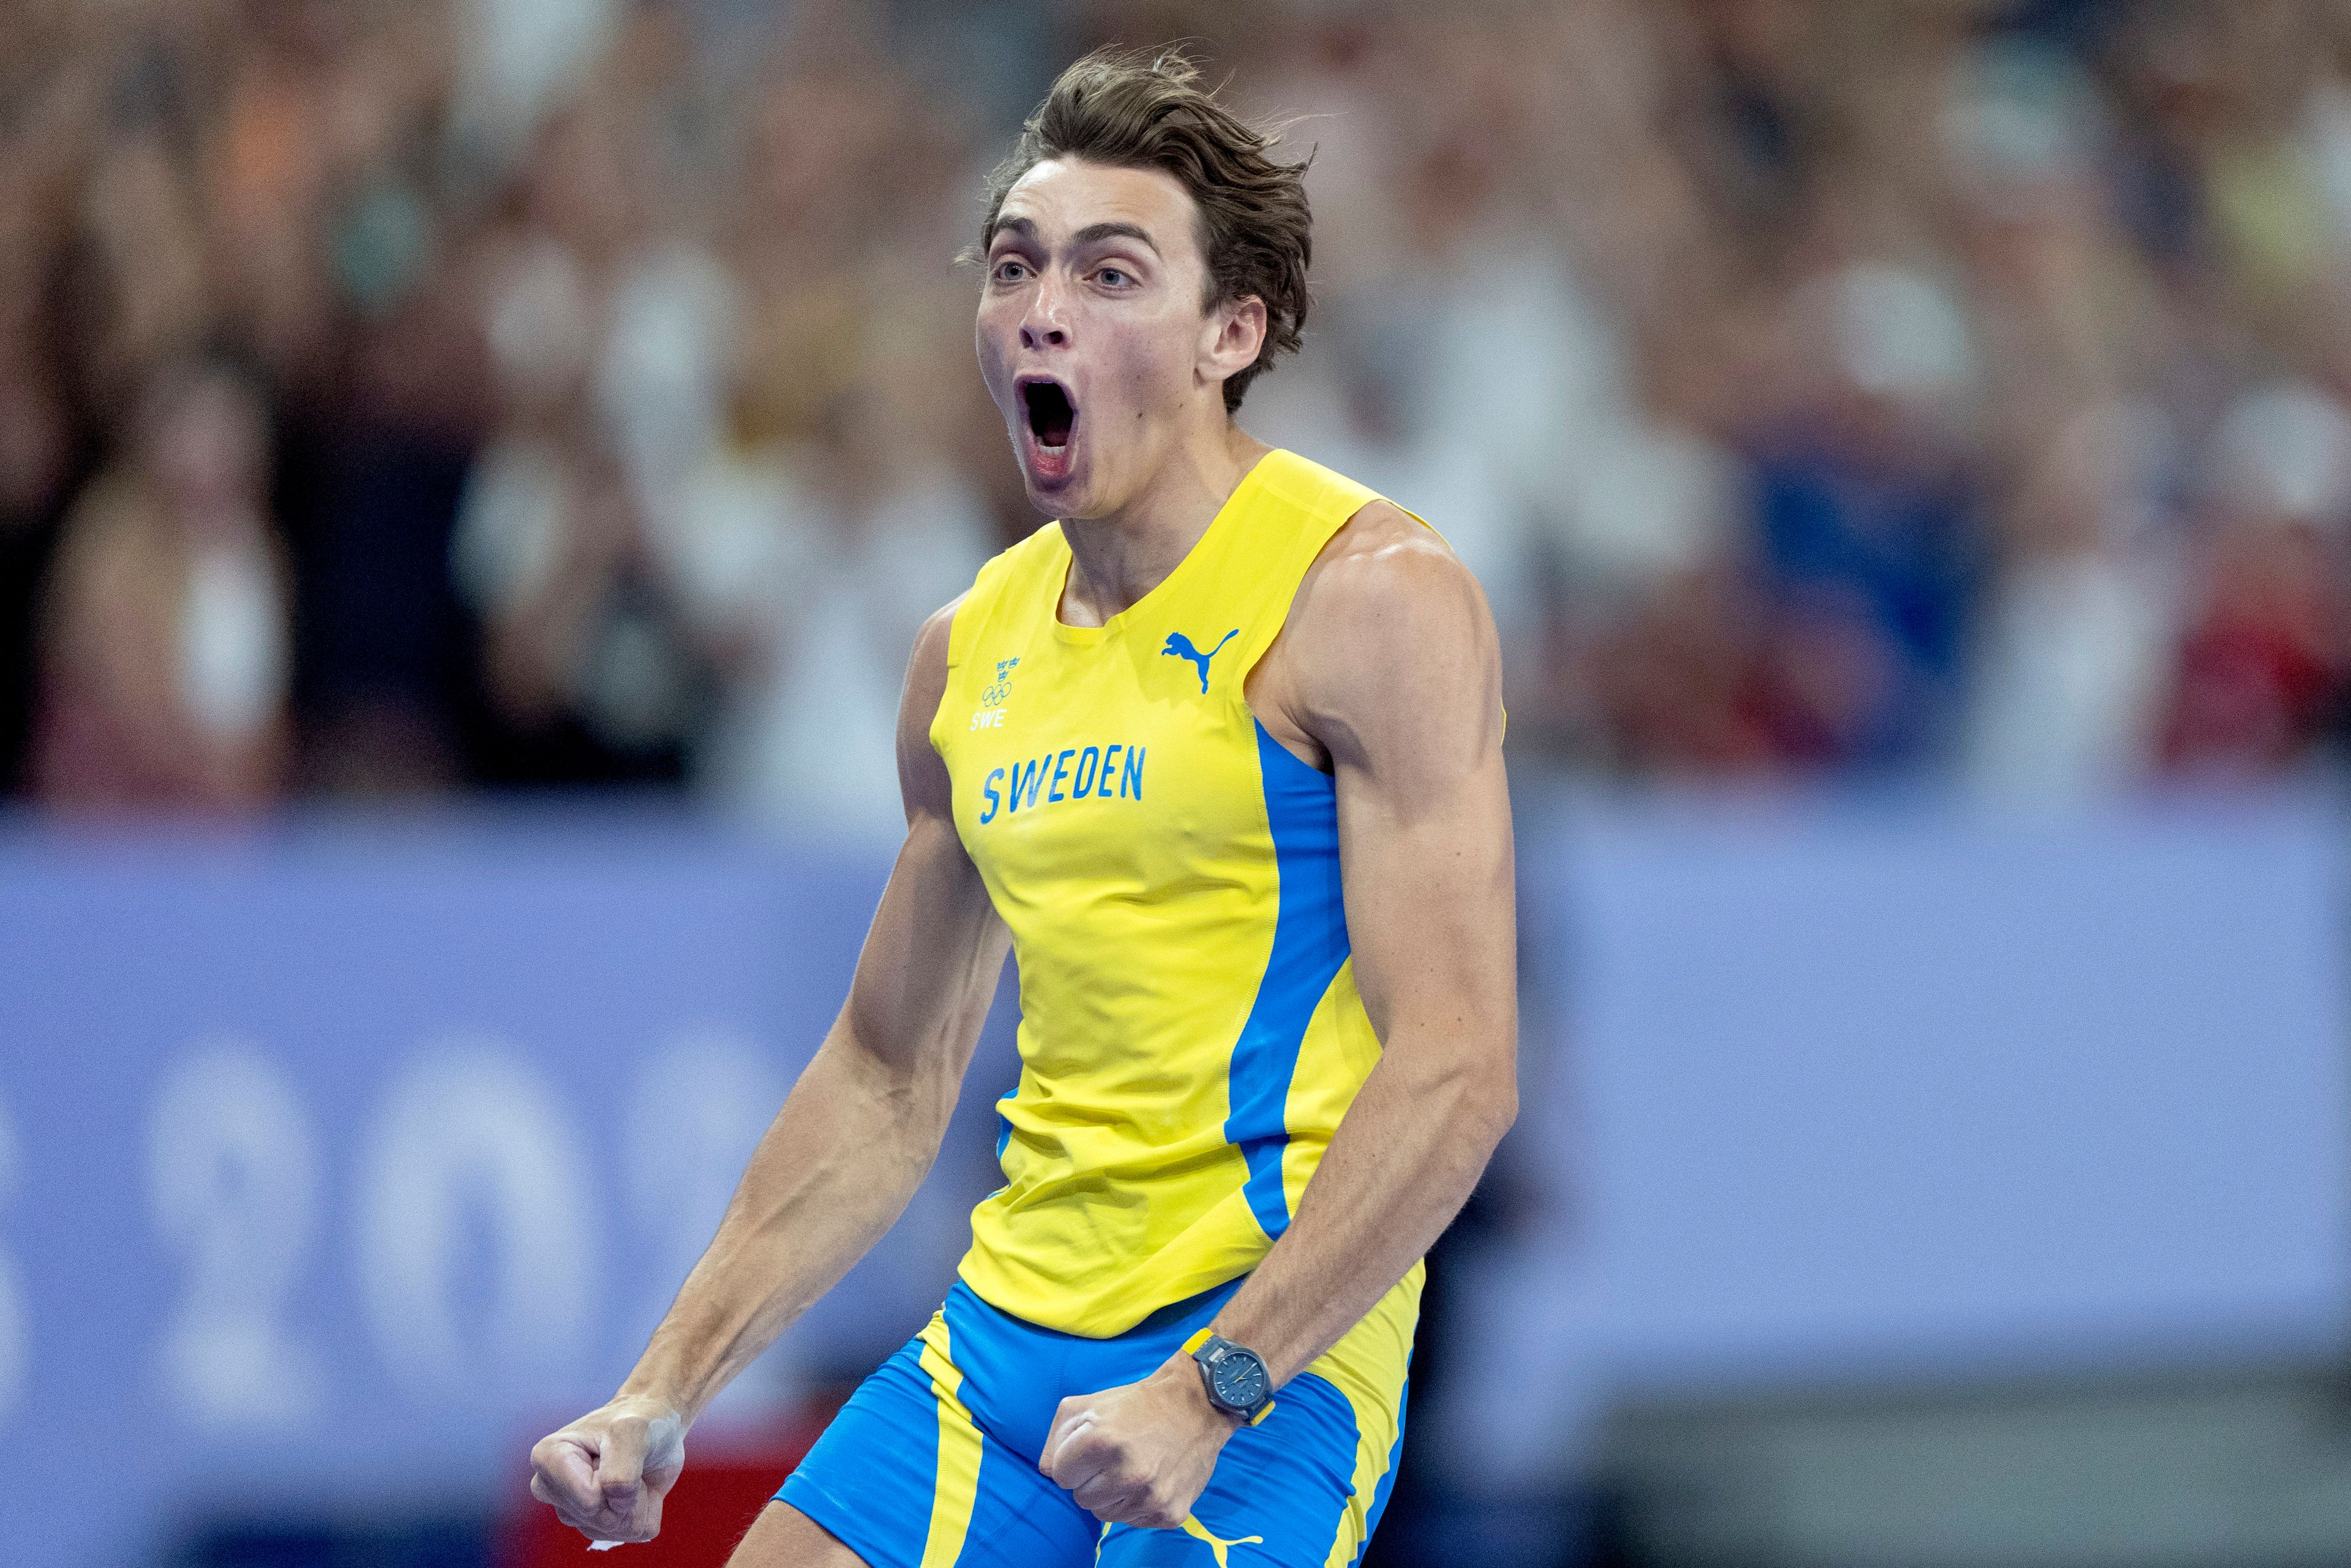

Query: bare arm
[530,599,1008,1545]
[1040,507,1517,1529]
[1207,516,1517,1380]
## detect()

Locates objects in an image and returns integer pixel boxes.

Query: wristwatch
[1182,1329,1276,1425]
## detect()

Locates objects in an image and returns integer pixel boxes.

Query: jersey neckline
[1046,448,1282,646]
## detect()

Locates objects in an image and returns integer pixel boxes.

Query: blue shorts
[778,1268,1419,1568]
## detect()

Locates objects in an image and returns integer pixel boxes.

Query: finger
[628,1490,666,1543]
[1084,1495,1146,1527]
[1041,1409,1095,1478]
[1038,1398,1089,1473]
[534,1435,603,1514]
[531,1472,598,1537]
[609,1465,667,1542]
[1071,1472,1140,1517]
[1139,1498,1188,1531]
[1046,1426,1113,1491]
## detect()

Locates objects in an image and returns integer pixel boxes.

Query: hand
[529,1395,688,1545]
[1040,1354,1240,1529]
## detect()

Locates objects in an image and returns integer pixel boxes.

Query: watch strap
[1180,1327,1277,1425]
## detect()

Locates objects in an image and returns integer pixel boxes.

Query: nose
[1019,276,1071,351]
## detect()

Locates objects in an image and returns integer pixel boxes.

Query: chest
[943,624,1273,898]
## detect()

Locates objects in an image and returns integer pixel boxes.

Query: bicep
[1311,547,1515,1056]
[1336,736,1515,1060]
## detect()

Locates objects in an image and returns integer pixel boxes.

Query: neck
[1059,419,1272,626]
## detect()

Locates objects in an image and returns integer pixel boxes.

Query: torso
[929,449,1425,1337]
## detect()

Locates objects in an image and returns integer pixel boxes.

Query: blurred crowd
[6,0,2351,827]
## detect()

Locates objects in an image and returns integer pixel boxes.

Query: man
[530,47,1516,1567]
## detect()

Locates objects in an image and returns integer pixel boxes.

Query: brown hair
[972,47,1312,413]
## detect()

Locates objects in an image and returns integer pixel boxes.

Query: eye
[992,258,1030,282]
[1096,266,1131,287]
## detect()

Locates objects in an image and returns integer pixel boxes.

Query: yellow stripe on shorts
[1319,1387,1397,1568]
[1314,1266,1419,1567]
[915,1312,986,1568]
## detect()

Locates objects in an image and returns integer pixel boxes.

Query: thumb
[594,1417,650,1501]
[1040,1397,1087,1476]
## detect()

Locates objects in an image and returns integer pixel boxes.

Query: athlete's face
[975,158,1262,519]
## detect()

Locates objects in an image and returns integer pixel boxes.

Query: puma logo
[1161,629,1239,692]
[1180,1515,1264,1565]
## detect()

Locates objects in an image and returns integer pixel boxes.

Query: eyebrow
[989,216,1162,257]
[1073,221,1161,256]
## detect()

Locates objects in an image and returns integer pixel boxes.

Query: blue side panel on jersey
[1223,722,1349,1239]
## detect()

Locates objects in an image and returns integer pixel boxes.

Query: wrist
[1179,1329,1277,1426]
[612,1376,694,1428]
[1157,1353,1244,1430]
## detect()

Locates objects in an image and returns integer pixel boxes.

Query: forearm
[1209,1029,1515,1387]
[617,1024,958,1423]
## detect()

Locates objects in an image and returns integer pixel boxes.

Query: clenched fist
[530,1396,688,1545]
[1039,1355,1240,1530]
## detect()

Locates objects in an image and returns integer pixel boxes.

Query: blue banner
[9,796,2350,1561]
[1,812,1017,1568]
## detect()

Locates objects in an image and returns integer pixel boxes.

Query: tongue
[1030,434,1073,482]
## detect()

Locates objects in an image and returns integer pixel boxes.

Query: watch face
[1213,1351,1268,1408]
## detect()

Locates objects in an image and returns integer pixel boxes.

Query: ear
[1199,295,1268,396]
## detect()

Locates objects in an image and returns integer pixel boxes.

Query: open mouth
[1023,380,1076,450]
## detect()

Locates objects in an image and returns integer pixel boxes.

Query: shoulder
[897,592,969,814]
[1290,500,1496,673]
[906,591,967,704]
[1278,498,1502,763]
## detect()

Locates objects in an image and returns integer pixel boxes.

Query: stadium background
[7,1,2351,1564]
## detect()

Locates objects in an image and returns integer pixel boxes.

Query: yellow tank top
[932,449,1416,1336]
